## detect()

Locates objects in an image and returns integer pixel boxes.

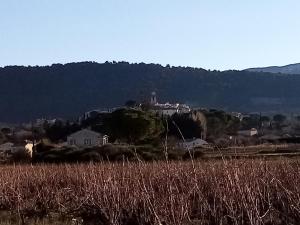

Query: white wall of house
[238,128,258,137]
[150,101,191,117]
[0,143,27,155]
[178,107,191,114]
[0,142,14,152]
[159,108,178,116]
[67,129,108,147]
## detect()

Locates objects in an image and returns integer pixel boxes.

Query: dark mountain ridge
[245,63,300,74]
[1,61,300,123]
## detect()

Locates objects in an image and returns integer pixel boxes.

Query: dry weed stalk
[0,159,299,224]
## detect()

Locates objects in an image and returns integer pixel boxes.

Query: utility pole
[31,122,37,160]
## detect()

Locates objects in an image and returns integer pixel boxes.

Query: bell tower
[150,91,157,105]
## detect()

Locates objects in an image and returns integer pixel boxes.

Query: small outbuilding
[178,138,208,150]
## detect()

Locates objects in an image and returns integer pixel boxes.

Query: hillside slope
[1,62,300,122]
[246,63,300,74]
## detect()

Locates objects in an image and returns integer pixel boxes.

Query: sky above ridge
[1,0,300,70]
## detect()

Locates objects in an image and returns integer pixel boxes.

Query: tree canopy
[102,109,165,144]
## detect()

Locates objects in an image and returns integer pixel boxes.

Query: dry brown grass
[0,159,299,225]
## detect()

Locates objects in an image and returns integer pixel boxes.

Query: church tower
[150,91,157,105]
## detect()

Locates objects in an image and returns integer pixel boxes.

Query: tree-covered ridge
[246,63,300,74]
[1,61,300,122]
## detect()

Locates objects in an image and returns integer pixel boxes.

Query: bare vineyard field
[0,159,299,225]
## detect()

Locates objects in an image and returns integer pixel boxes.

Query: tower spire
[150,91,157,105]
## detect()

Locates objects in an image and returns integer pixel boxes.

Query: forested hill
[246,63,300,75]
[1,61,300,122]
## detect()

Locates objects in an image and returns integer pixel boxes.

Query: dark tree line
[1,61,300,122]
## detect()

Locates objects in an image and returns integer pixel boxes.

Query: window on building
[84,139,92,145]
[70,139,76,145]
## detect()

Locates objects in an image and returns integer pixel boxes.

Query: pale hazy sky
[1,0,300,70]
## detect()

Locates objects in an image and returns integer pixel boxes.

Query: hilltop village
[1,92,300,163]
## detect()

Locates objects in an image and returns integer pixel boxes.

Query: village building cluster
[1,91,299,161]
[149,92,191,116]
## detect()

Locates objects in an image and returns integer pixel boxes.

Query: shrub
[35,143,55,153]
[183,150,204,160]
[11,149,31,163]
[81,152,102,162]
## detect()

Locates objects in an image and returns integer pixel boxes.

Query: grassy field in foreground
[0,159,299,225]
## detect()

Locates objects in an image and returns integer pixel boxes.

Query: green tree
[45,120,81,142]
[125,100,137,108]
[204,110,240,137]
[241,114,261,130]
[0,131,6,144]
[168,112,205,140]
[1,127,11,135]
[273,114,286,123]
[261,116,270,122]
[103,109,164,144]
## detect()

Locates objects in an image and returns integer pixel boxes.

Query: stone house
[67,129,108,147]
